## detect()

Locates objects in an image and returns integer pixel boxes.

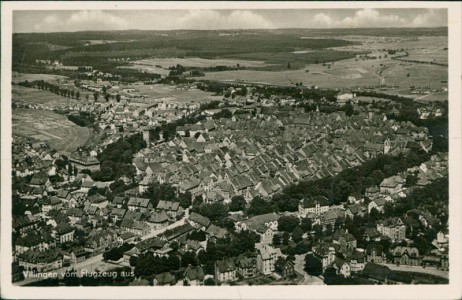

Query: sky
[13,9,447,33]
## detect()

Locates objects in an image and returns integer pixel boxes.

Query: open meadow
[11,72,69,84]
[13,109,91,155]
[127,84,222,104]
[12,85,81,107]
[124,57,274,75]
[200,54,447,92]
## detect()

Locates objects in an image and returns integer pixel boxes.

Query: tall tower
[142,129,150,148]
[384,138,391,154]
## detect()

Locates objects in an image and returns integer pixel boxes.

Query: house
[187,212,211,231]
[118,232,137,245]
[147,211,169,230]
[432,231,449,250]
[14,232,55,254]
[377,217,406,242]
[274,257,295,279]
[312,243,336,271]
[346,249,366,272]
[256,244,282,275]
[332,229,357,251]
[215,258,237,283]
[69,153,100,171]
[379,175,405,195]
[344,203,366,219]
[366,243,384,264]
[153,272,176,286]
[299,196,330,217]
[41,197,63,214]
[162,223,193,242]
[88,194,109,209]
[66,208,84,224]
[70,247,91,263]
[235,213,279,243]
[13,215,40,236]
[205,224,228,242]
[134,237,167,254]
[333,258,351,278]
[29,172,51,188]
[84,230,118,254]
[236,256,257,278]
[112,196,125,208]
[120,218,151,237]
[363,227,382,242]
[368,197,387,213]
[18,249,63,273]
[156,200,183,218]
[183,265,205,286]
[127,197,151,212]
[391,246,421,266]
[109,208,127,222]
[52,223,75,244]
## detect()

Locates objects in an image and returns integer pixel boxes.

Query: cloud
[176,10,274,30]
[311,13,335,27]
[412,9,447,27]
[34,11,129,32]
[343,9,407,28]
[310,9,410,28]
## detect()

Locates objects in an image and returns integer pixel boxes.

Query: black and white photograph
[1,2,461,299]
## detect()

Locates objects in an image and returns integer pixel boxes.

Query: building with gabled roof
[215,258,237,283]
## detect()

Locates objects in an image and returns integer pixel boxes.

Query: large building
[69,153,100,172]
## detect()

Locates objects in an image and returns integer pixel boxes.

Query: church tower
[143,129,150,148]
[384,138,391,154]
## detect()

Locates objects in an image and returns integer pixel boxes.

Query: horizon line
[13,26,449,34]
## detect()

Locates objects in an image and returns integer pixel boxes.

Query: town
[10,26,449,287]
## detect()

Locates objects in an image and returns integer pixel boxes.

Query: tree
[104,93,110,102]
[278,216,300,232]
[292,226,304,243]
[300,218,312,233]
[193,196,203,207]
[134,253,156,277]
[76,91,80,100]
[304,254,322,276]
[85,94,89,101]
[93,91,99,101]
[272,234,281,246]
[282,232,290,245]
[181,251,197,267]
[247,196,273,216]
[229,195,246,212]
[287,62,291,69]
[178,192,192,209]
[204,278,216,286]
[116,94,121,102]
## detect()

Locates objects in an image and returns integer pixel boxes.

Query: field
[11,72,68,84]
[123,57,275,75]
[12,85,81,107]
[127,84,222,104]
[13,109,91,155]
[200,54,447,91]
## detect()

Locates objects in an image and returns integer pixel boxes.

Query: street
[141,216,186,241]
